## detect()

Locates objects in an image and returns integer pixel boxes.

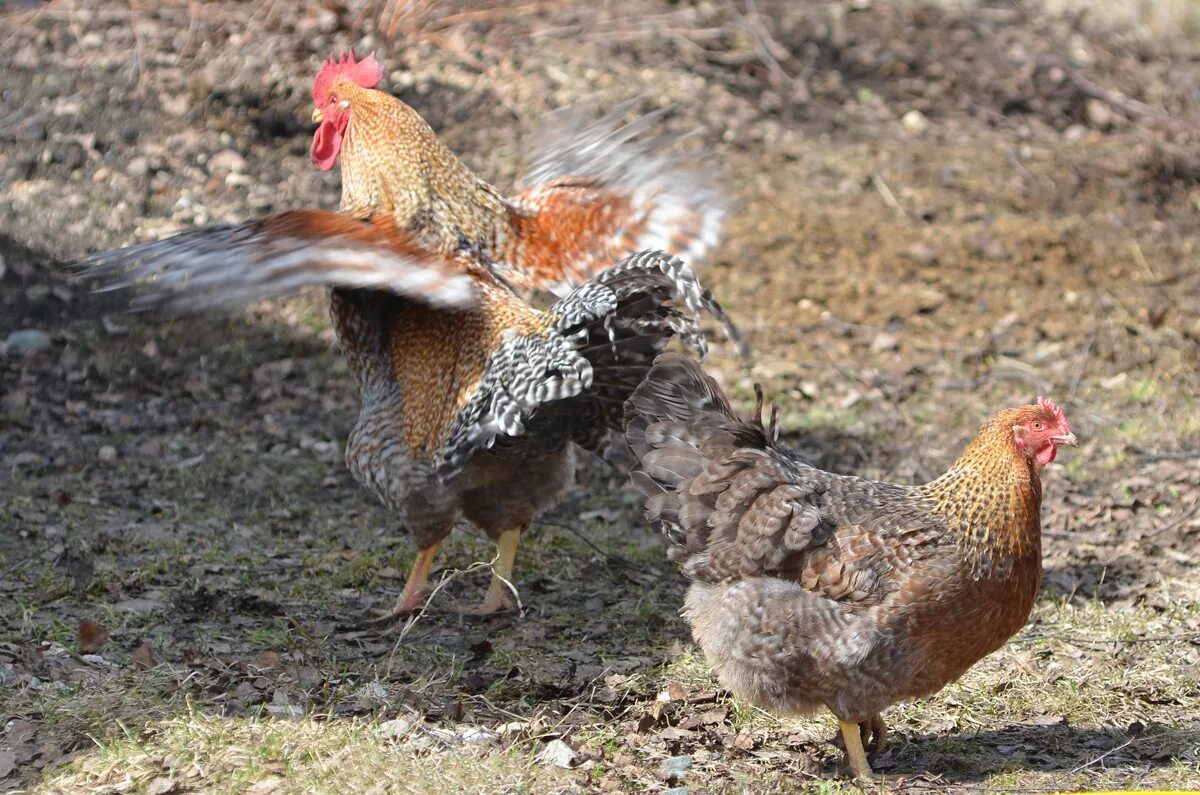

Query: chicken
[311,51,727,293]
[624,354,1077,779]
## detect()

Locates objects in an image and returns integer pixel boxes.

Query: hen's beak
[1055,432,1078,447]
[311,108,324,124]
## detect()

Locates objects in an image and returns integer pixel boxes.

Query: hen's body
[625,354,1073,778]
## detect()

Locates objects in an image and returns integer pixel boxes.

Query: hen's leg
[865,713,888,755]
[454,526,521,616]
[839,719,880,782]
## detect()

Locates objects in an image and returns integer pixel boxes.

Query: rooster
[310,51,727,293]
[624,354,1077,779]
[80,51,744,618]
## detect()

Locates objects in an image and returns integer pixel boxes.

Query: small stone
[208,149,248,174]
[146,777,177,795]
[659,755,692,781]
[376,717,415,739]
[98,445,118,463]
[901,109,929,134]
[1063,123,1088,142]
[4,329,51,356]
[870,331,899,352]
[901,241,937,265]
[537,738,578,768]
[1085,98,1113,129]
[127,156,150,176]
[460,727,498,746]
[15,117,46,143]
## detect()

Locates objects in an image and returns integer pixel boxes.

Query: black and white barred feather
[438,250,742,480]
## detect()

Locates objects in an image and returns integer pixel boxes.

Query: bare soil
[2,1,1199,792]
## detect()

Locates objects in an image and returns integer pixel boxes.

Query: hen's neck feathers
[918,410,1044,566]
[336,82,508,250]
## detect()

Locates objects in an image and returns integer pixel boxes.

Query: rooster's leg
[380,541,443,619]
[839,719,880,782]
[454,526,521,616]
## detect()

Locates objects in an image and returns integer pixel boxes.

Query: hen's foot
[859,713,888,755]
[839,720,883,782]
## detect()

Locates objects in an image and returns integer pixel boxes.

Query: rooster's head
[311,50,385,171]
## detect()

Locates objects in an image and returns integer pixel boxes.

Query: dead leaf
[0,749,16,778]
[255,651,281,670]
[132,641,157,670]
[657,682,687,702]
[146,776,176,795]
[77,621,108,653]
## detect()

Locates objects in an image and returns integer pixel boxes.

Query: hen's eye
[1032,421,1044,431]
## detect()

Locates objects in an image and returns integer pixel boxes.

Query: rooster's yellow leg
[839,719,880,782]
[387,541,442,617]
[455,527,521,616]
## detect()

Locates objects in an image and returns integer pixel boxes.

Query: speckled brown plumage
[624,354,1077,779]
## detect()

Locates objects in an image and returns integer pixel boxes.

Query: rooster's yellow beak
[312,108,324,124]
[1055,432,1078,447]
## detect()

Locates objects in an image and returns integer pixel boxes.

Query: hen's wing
[79,210,478,312]
[502,104,726,294]
[625,354,948,602]
[437,251,740,481]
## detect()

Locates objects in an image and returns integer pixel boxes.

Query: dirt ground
[2,1,1199,792]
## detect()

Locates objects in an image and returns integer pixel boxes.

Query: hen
[311,51,727,293]
[624,354,1077,779]
[80,53,744,618]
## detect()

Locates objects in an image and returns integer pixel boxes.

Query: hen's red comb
[313,51,384,104]
[1036,396,1068,429]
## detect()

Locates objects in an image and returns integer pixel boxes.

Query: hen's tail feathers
[76,210,478,312]
[624,353,784,571]
[502,102,728,295]
[436,251,741,482]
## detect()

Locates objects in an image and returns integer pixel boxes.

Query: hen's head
[1011,397,1076,466]
[310,51,385,171]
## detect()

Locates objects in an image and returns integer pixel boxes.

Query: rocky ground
[2,0,1199,792]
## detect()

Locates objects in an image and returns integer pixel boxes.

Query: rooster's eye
[1032,421,1043,431]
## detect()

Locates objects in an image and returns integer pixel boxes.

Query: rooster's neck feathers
[920,411,1043,569]
[337,82,507,250]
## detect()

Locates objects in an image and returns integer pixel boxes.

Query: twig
[534,519,667,583]
[127,0,145,88]
[1023,55,1200,136]
[1024,630,1200,647]
[738,0,792,88]
[870,173,906,218]
[1143,502,1200,538]
[1067,732,1139,774]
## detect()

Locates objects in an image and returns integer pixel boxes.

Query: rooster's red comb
[1036,396,1068,429]
[313,51,384,104]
